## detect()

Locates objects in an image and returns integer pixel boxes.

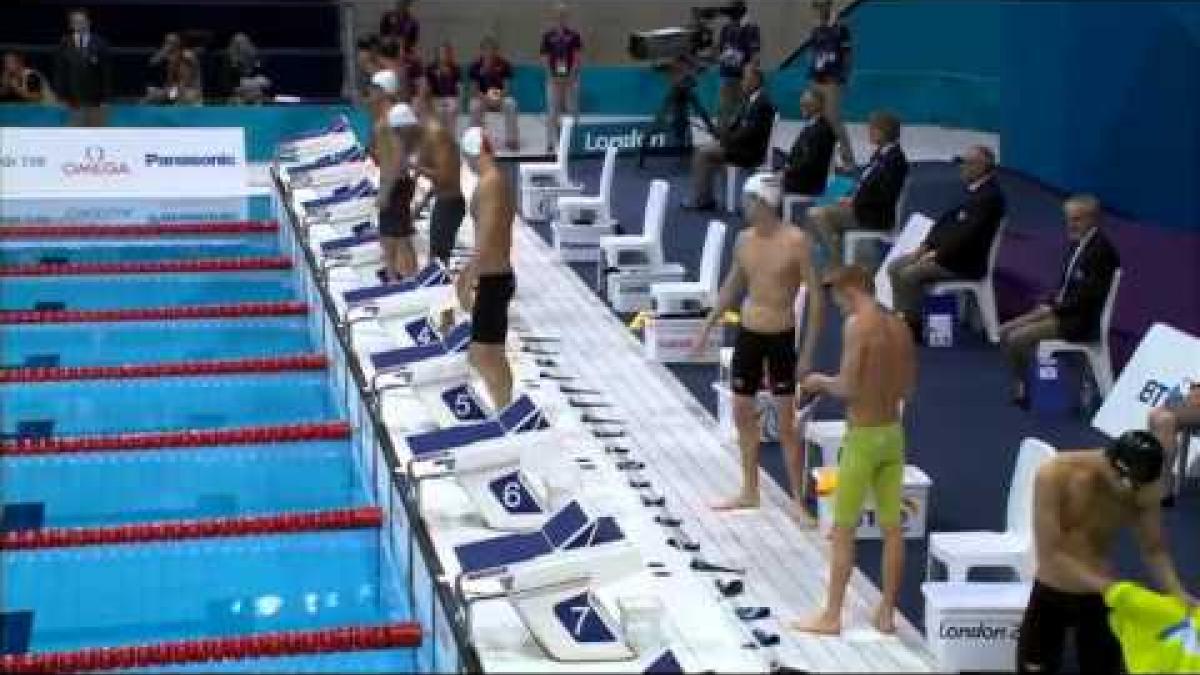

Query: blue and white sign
[404,317,439,347]
[486,470,545,515]
[440,383,487,422]
[554,592,618,644]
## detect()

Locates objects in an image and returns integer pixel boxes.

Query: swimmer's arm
[796,237,823,376]
[702,235,746,332]
[1032,468,1114,594]
[455,258,476,312]
[822,315,863,399]
[1133,490,1190,602]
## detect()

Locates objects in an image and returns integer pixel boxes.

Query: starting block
[521,180,583,222]
[602,264,687,313]
[811,464,933,539]
[447,439,555,532]
[552,213,617,263]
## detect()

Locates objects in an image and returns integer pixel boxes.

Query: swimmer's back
[847,308,913,428]
[474,167,514,274]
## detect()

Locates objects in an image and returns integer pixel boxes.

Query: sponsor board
[0,127,246,197]
[1093,323,1200,439]
[0,197,249,225]
[570,121,675,157]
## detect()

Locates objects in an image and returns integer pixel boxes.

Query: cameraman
[715,0,760,129]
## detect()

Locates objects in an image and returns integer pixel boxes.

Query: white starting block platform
[643,315,722,364]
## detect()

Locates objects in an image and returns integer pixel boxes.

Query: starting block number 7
[554,592,617,643]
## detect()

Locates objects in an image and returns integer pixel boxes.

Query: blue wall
[998,1,1200,232]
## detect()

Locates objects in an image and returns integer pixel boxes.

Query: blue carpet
[506,155,1200,631]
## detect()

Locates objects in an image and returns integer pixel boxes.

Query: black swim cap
[1105,430,1164,486]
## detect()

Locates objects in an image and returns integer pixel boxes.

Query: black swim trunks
[379,172,416,238]
[1016,580,1123,674]
[471,272,516,345]
[429,192,466,264]
[730,327,798,397]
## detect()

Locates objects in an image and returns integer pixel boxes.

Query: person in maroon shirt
[424,41,461,132]
[379,0,419,52]
[540,2,582,153]
[467,36,520,151]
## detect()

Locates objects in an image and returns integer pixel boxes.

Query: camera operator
[715,0,760,129]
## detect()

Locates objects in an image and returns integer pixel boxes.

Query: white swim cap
[387,103,418,128]
[370,69,399,95]
[460,126,490,157]
[742,172,781,208]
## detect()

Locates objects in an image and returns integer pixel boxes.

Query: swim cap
[742,172,781,208]
[387,103,418,128]
[460,126,490,157]
[1106,430,1164,486]
[370,69,399,95]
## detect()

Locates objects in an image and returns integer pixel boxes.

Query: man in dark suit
[1000,193,1120,407]
[888,145,1006,335]
[685,65,776,210]
[54,8,110,127]
[808,110,908,267]
[782,87,836,200]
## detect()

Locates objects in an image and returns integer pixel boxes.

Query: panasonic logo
[144,153,238,167]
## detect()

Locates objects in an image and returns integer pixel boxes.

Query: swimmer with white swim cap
[793,263,915,636]
[696,172,824,522]
[457,126,517,409]
[375,101,421,280]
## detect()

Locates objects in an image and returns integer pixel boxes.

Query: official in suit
[782,87,836,201]
[808,110,908,268]
[1000,193,1120,407]
[889,146,1006,334]
[54,8,110,127]
[685,65,776,210]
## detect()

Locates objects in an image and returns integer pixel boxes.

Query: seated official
[888,145,1006,336]
[1149,380,1199,506]
[684,65,776,211]
[807,110,908,267]
[781,87,836,199]
[1000,193,1119,408]
[467,36,520,151]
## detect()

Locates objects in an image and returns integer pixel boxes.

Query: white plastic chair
[1036,268,1123,395]
[651,220,727,314]
[928,218,1007,343]
[926,437,1057,582]
[599,179,670,269]
[842,181,911,266]
[519,117,577,191]
[556,144,618,227]
[724,113,781,214]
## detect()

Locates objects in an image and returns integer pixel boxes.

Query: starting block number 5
[488,471,543,515]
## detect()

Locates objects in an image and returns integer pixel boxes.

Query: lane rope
[0,301,308,325]
[0,354,328,383]
[0,221,278,238]
[0,256,292,277]
[0,506,383,550]
[0,421,352,456]
[0,622,422,673]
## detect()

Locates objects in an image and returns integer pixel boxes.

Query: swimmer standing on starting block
[376,101,421,280]
[794,264,915,636]
[418,114,465,266]
[696,173,824,522]
[459,126,516,409]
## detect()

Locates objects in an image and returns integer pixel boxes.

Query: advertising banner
[1092,322,1200,439]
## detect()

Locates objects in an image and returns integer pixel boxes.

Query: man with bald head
[887,144,1006,338]
[999,193,1119,408]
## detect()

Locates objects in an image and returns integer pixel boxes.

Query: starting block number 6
[488,471,543,515]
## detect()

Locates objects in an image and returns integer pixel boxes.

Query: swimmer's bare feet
[872,605,897,635]
[711,493,760,511]
[791,611,842,636]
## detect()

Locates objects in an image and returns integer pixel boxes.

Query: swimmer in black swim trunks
[417,113,466,265]
[459,127,516,409]
[376,102,422,280]
[696,173,824,522]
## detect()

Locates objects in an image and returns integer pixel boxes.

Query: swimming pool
[2,373,338,436]
[0,272,298,311]
[3,442,368,528]
[0,237,280,265]
[0,318,313,367]
[0,199,469,671]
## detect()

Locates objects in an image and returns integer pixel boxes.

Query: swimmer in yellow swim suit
[793,264,916,636]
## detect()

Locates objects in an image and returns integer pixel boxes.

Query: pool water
[2,373,337,436]
[2,442,368,528]
[0,318,314,367]
[0,237,280,265]
[1,272,298,311]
